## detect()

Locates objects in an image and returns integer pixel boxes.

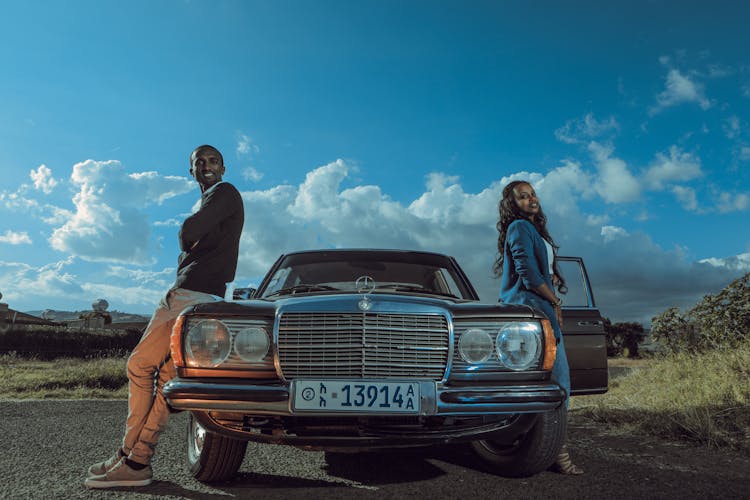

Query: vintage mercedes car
[164,249,607,481]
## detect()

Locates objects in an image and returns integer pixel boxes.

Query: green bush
[0,327,142,359]
[651,272,750,354]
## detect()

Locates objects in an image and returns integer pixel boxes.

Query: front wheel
[187,413,248,482]
[470,405,566,477]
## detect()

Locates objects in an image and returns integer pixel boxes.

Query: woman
[494,180,583,475]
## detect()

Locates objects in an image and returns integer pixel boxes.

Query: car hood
[187,292,543,320]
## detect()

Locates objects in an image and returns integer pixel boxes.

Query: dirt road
[1,400,748,499]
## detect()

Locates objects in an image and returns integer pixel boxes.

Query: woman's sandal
[550,446,584,475]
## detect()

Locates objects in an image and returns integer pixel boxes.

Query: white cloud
[555,113,619,144]
[601,225,629,243]
[237,134,259,156]
[587,142,641,203]
[723,115,741,139]
[672,186,699,211]
[225,160,747,325]
[644,146,703,190]
[0,230,32,245]
[650,68,711,115]
[741,146,750,161]
[0,258,84,305]
[29,164,58,194]
[242,167,264,182]
[699,253,750,271]
[48,159,195,263]
[716,192,750,213]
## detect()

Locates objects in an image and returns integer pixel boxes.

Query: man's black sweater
[175,182,244,297]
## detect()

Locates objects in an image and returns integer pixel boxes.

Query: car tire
[187,412,248,482]
[470,405,566,477]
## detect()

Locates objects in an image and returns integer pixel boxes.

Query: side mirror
[232,287,256,300]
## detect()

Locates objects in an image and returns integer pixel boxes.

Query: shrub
[651,272,750,354]
[0,327,142,359]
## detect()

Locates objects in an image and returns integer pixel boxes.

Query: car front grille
[278,312,449,380]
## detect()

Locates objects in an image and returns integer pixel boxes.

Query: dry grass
[572,346,750,453]
[0,354,128,399]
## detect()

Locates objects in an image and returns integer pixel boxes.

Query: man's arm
[179,184,241,251]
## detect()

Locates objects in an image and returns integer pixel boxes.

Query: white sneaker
[84,458,153,488]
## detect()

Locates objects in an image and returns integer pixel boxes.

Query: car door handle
[577,321,603,326]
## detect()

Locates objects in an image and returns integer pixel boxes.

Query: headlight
[458,328,494,363]
[234,326,270,362]
[496,322,542,371]
[185,319,231,367]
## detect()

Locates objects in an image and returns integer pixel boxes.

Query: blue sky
[1,0,748,324]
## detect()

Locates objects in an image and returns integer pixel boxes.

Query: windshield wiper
[265,284,339,297]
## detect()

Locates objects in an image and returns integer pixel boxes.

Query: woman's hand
[553,301,563,327]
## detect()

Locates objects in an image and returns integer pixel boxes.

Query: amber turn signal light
[170,315,186,368]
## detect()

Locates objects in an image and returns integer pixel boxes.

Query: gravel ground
[2,400,749,499]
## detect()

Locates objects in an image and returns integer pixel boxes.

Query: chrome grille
[278,312,449,379]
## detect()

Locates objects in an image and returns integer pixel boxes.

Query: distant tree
[603,318,647,358]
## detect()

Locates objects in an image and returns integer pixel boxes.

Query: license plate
[293,380,420,413]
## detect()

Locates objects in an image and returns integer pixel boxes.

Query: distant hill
[24,309,150,323]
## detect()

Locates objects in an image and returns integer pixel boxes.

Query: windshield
[258,251,475,300]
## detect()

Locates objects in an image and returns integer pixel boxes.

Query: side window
[556,258,594,308]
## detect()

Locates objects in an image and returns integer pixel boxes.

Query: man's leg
[124,288,219,464]
[86,288,218,487]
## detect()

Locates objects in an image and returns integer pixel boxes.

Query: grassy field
[0,354,128,399]
[571,346,750,453]
[2,349,748,453]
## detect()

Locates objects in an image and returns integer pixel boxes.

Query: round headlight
[458,328,494,364]
[234,327,270,362]
[185,319,231,367]
[496,322,541,371]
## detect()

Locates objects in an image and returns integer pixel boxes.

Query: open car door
[557,256,608,395]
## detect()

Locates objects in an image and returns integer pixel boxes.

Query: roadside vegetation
[575,272,750,453]
[0,353,127,399]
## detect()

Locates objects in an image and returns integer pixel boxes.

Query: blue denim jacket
[498,218,570,401]
[499,219,555,323]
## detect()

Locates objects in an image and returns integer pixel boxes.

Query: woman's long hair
[493,180,566,293]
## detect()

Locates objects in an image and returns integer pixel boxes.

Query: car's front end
[165,294,562,448]
[163,249,572,480]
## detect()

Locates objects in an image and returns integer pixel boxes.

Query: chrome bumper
[163,378,565,416]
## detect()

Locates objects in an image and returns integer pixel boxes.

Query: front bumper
[163,378,565,416]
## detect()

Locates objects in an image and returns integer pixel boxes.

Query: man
[85,145,244,488]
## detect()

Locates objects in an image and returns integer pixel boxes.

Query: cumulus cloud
[237,133,259,156]
[227,159,745,325]
[601,225,629,243]
[644,146,703,190]
[0,230,32,245]
[49,160,195,263]
[700,252,750,272]
[587,142,640,203]
[242,167,264,182]
[29,164,58,194]
[650,68,711,115]
[554,113,619,144]
[0,258,84,306]
[716,192,750,213]
[723,115,741,139]
[672,186,699,211]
